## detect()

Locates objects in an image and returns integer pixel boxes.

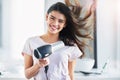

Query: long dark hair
[47,1,95,58]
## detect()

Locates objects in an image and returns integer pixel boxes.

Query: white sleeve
[68,45,83,61]
[22,38,32,56]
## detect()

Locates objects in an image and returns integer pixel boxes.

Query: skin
[23,10,75,80]
[23,54,49,79]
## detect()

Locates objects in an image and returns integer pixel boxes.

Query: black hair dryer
[34,41,64,59]
[34,41,64,73]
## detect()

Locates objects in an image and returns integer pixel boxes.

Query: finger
[37,60,44,68]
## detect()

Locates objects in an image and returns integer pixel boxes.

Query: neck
[41,33,60,43]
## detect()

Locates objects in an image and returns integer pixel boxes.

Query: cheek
[46,20,51,25]
[62,23,66,28]
[59,25,65,31]
[47,19,53,24]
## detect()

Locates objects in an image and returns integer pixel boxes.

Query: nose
[53,20,59,26]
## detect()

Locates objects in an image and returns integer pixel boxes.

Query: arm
[68,60,76,80]
[23,53,40,79]
[23,53,49,79]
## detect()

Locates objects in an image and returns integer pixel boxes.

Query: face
[46,11,66,34]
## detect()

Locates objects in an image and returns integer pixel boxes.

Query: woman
[22,1,94,80]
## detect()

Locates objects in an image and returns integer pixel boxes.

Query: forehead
[48,11,66,21]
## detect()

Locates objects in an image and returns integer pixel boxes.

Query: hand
[37,58,49,68]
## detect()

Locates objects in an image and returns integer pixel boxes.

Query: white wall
[0,0,11,59]
[10,0,45,59]
[0,0,45,76]
[1,0,45,60]
[117,0,120,69]
[97,0,118,69]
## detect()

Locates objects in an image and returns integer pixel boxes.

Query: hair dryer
[34,41,64,59]
[34,41,65,73]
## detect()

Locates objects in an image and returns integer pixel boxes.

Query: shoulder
[25,35,46,47]
[23,36,42,47]
[66,43,78,50]
[66,44,82,55]
[27,36,38,41]
[25,36,40,43]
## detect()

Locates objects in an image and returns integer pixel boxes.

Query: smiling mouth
[50,25,59,31]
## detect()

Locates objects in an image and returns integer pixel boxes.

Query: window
[78,0,97,68]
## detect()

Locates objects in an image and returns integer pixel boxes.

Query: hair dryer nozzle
[51,41,65,52]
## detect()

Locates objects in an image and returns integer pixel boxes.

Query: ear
[46,14,48,21]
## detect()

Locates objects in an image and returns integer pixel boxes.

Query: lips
[50,25,59,31]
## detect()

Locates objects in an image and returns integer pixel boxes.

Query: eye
[50,17,54,20]
[59,20,64,23]
[50,16,55,20]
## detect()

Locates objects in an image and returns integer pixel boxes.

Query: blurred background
[0,0,120,80]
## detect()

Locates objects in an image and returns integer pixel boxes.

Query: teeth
[51,26,58,30]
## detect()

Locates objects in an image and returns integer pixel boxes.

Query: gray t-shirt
[22,36,82,80]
